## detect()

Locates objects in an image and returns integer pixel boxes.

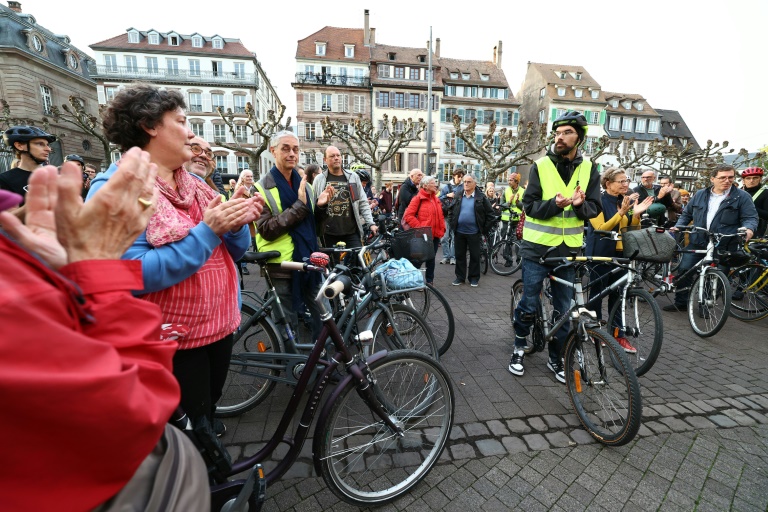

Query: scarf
[146,168,218,247]
[270,166,320,311]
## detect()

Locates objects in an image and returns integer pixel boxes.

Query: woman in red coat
[403,175,446,285]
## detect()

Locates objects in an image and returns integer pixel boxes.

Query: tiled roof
[439,57,510,89]
[90,30,254,58]
[442,96,520,108]
[296,26,369,62]
[544,84,605,104]
[656,109,701,150]
[370,43,435,66]
[530,62,601,88]
[602,91,660,116]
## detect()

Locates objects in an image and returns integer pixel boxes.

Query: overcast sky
[19,0,768,152]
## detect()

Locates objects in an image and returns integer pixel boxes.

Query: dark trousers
[173,334,234,420]
[415,238,440,283]
[454,231,481,282]
[323,231,362,250]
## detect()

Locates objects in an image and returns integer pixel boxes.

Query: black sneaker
[214,417,227,438]
[699,305,710,319]
[452,279,463,286]
[662,303,684,312]
[241,266,250,276]
[508,348,525,376]
[547,358,565,384]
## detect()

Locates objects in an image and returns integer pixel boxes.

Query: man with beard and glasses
[509,111,601,384]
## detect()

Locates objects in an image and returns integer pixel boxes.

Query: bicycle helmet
[64,154,85,166]
[741,167,764,177]
[355,169,371,183]
[719,247,751,267]
[552,111,588,142]
[646,202,667,218]
[3,125,56,146]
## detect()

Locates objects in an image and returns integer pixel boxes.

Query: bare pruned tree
[320,114,425,189]
[49,96,112,165]
[448,115,548,182]
[215,103,290,178]
[654,139,738,188]
[589,136,664,171]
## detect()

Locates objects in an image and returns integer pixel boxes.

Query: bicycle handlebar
[324,280,346,299]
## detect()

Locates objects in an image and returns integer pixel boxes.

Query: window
[316,43,326,56]
[166,58,179,75]
[211,93,224,111]
[636,142,647,155]
[557,86,566,97]
[559,71,567,79]
[234,63,245,79]
[104,54,117,71]
[40,85,53,114]
[556,108,567,119]
[409,68,419,80]
[304,64,314,74]
[105,86,118,102]
[215,155,228,172]
[305,123,316,141]
[609,116,620,130]
[481,74,490,81]
[622,101,632,109]
[124,55,137,72]
[574,88,583,98]
[148,33,159,45]
[32,34,44,52]
[128,31,139,43]
[575,72,582,80]
[394,67,405,79]
[344,44,354,58]
[146,57,158,74]
[169,35,179,46]
[67,53,79,70]
[303,92,316,111]
[192,36,202,47]
[512,111,520,126]
[237,156,249,171]
[461,73,470,80]
[610,99,619,108]
[591,90,599,99]
[583,137,596,155]
[234,95,246,113]
[190,122,204,137]
[463,86,477,98]
[406,93,419,109]
[393,92,405,108]
[353,95,366,114]
[378,91,390,108]
[622,117,633,132]
[538,109,545,124]
[235,125,247,143]
[188,92,202,112]
[635,118,646,133]
[648,119,659,133]
[635,102,644,111]
[388,52,396,61]
[445,85,456,96]
[417,55,426,63]
[540,87,546,97]
[378,65,390,78]
[465,109,476,122]
[339,67,347,77]
[212,38,223,49]
[213,124,227,139]
[189,59,200,76]
[212,61,222,77]
[450,72,458,79]
[321,94,332,112]
[483,110,494,124]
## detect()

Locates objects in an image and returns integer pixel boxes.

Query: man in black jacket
[450,174,494,287]
[636,169,675,226]
[396,168,423,223]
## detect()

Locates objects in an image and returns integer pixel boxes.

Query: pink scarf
[146,168,217,247]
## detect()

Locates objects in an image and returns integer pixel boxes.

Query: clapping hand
[554,192,572,209]
[317,184,335,207]
[571,185,585,207]
[632,196,654,216]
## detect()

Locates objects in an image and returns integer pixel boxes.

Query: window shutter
[550,108,557,122]
[204,124,213,141]
[389,91,395,105]
[317,122,323,138]
[375,93,380,108]
[202,93,212,112]
[477,109,484,125]
[457,139,465,153]
[433,95,439,110]
[97,85,106,104]
[513,112,519,126]
[584,110,591,124]
[245,93,252,105]
[476,134,482,145]
[458,108,465,123]
[600,110,606,124]
[440,107,446,122]
[297,122,305,137]
[420,93,427,110]
[495,111,501,124]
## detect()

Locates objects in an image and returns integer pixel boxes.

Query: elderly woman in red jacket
[403,175,446,285]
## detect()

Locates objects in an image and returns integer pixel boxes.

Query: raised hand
[571,185,585,207]
[298,175,308,204]
[555,192,572,209]
[317,184,335,207]
[633,196,654,215]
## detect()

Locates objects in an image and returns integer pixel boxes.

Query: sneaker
[508,348,525,376]
[615,337,637,354]
[732,290,744,301]
[241,266,250,276]
[214,418,227,438]
[452,279,464,286]
[470,279,479,287]
[662,303,684,312]
[439,258,449,265]
[547,358,566,384]
[450,258,456,265]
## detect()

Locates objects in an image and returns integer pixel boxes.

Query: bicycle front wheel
[687,269,731,337]
[606,287,663,377]
[217,305,284,417]
[490,239,521,275]
[316,350,454,506]
[370,304,439,360]
[480,248,489,275]
[728,264,768,322]
[564,328,642,446]
[396,285,455,356]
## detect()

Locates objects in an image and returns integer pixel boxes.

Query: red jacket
[0,234,180,512]
[403,188,446,239]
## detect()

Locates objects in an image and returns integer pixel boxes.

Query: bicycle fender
[311,350,389,476]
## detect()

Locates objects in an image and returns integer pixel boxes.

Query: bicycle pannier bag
[391,226,434,264]
[621,227,676,263]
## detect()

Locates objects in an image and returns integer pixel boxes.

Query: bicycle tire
[480,248,489,275]
[396,285,455,356]
[606,287,663,377]
[490,239,521,276]
[564,327,642,446]
[687,269,731,337]
[370,304,439,360]
[728,264,768,322]
[511,279,523,323]
[216,304,284,417]
[315,350,454,506]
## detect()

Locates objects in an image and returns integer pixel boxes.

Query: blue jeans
[441,219,454,260]
[513,258,575,361]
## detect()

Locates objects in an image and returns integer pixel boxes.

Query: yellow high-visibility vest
[502,186,524,221]
[254,179,314,264]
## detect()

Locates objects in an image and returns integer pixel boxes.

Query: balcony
[294,72,370,88]
[89,65,259,87]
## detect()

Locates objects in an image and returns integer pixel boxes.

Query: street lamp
[428,151,437,176]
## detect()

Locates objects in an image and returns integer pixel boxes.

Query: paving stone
[735,396,761,409]
[723,397,748,410]
[487,419,509,437]
[692,400,717,413]
[705,398,729,409]
[637,424,654,437]
[502,436,529,454]
[724,383,753,395]
[642,406,661,418]
[528,417,548,432]
[522,433,549,451]
[543,414,567,429]
[506,419,532,434]
[644,420,672,434]
[476,439,507,456]
[652,404,677,416]
[743,410,768,424]
[449,426,466,440]
[722,408,757,426]
[685,416,717,429]
[748,394,768,408]
[708,414,738,428]
[450,443,477,460]
[464,422,491,437]
[659,417,693,432]
[561,414,582,427]
[667,403,691,415]
[678,401,705,414]
[545,431,572,448]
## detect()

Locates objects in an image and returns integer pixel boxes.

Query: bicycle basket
[373,258,425,292]
[621,227,676,263]
[390,226,434,264]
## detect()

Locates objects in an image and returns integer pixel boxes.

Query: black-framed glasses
[612,179,630,184]
[190,143,213,159]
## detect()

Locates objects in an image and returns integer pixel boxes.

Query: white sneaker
[508,348,525,376]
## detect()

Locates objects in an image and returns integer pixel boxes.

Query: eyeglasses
[612,179,630,184]
[554,130,577,139]
[190,143,213,159]
[713,175,735,181]
[641,175,655,179]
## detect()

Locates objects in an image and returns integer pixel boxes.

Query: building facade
[0,1,105,170]
[89,27,280,176]
[656,109,701,187]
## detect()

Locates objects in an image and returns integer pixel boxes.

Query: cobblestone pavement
[223,260,768,511]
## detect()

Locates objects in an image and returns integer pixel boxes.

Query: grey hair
[601,167,627,189]
[420,175,437,189]
[269,130,298,149]
[463,174,476,183]
[640,169,657,178]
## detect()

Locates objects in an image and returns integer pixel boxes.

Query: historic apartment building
[0,1,105,170]
[656,108,702,187]
[89,27,280,176]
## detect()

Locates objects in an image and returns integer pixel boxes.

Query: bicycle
[490,207,523,276]
[728,238,768,322]
[209,257,455,510]
[510,248,642,445]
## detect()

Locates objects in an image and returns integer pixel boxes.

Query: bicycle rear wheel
[606,288,663,377]
[687,269,731,337]
[564,327,642,446]
[728,265,768,322]
[396,285,455,355]
[315,350,454,506]
[216,304,284,417]
[490,239,521,275]
[480,248,488,275]
[370,304,439,360]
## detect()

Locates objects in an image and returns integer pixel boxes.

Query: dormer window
[622,101,632,109]
[574,88,583,98]
[168,35,179,46]
[192,36,202,48]
[316,43,326,56]
[480,74,489,81]
[635,102,644,111]
[148,33,159,45]
[388,52,396,61]
[557,86,566,97]
[128,31,139,43]
[450,72,458,79]
[344,44,354,58]
[417,55,426,63]
[559,71,567,79]
[212,38,223,49]
[591,90,599,99]
[575,72,582,80]
[610,99,619,108]
[461,73,470,80]
[540,87,546,97]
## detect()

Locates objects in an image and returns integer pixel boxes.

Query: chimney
[496,40,503,69]
[369,27,375,45]
[8,1,22,12]
[493,46,497,65]
[435,37,440,58]
[364,10,370,46]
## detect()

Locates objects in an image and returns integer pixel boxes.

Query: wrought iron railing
[294,72,370,88]
[89,65,259,86]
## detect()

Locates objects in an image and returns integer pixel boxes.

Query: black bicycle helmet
[3,125,56,146]
[552,111,588,142]
[64,154,85,166]
[355,169,371,183]
[719,247,751,267]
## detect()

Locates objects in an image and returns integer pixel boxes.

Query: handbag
[373,258,425,290]
[621,227,676,262]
